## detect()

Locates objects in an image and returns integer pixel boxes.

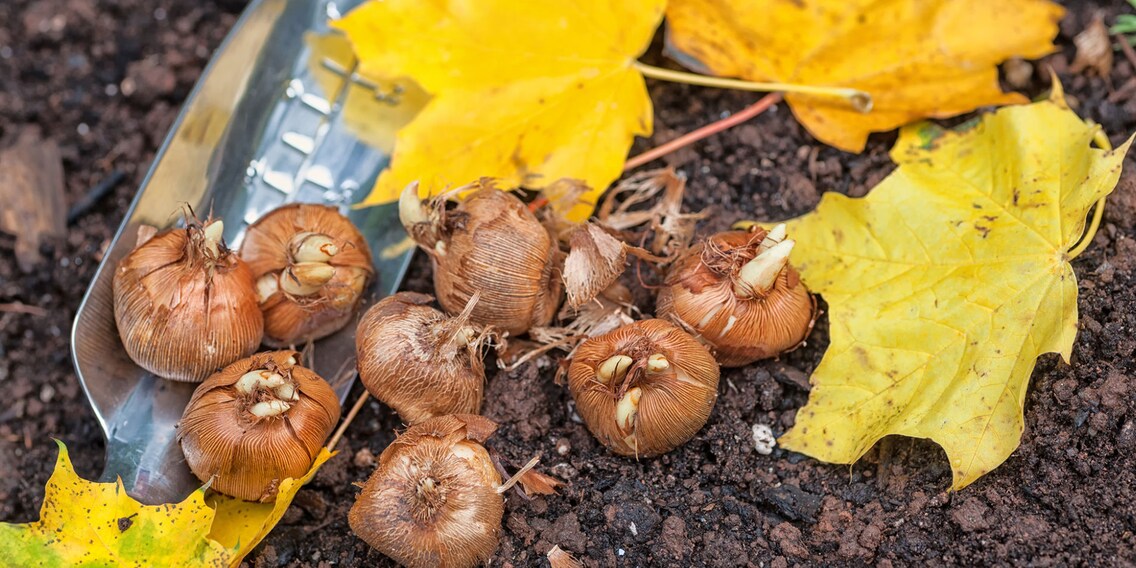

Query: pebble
[752,423,776,455]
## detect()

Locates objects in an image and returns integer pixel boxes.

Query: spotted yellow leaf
[665,0,1064,152]
[0,441,333,567]
[0,441,230,567]
[333,0,663,222]
[778,89,1133,489]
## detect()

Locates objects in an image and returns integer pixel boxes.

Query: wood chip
[0,128,65,272]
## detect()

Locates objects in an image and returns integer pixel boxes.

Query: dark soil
[4,1,1136,566]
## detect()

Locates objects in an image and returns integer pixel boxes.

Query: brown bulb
[240,203,374,346]
[349,414,503,568]
[177,350,341,501]
[567,319,719,457]
[399,181,562,336]
[113,219,263,382]
[356,292,485,424]
[657,225,815,367]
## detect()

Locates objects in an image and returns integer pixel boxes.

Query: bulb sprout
[292,232,340,262]
[249,400,291,417]
[615,387,643,433]
[760,223,787,250]
[734,238,794,298]
[596,355,633,384]
[398,181,429,228]
[280,263,336,296]
[646,353,670,373]
[202,220,224,257]
[256,273,280,303]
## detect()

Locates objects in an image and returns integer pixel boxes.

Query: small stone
[951,497,990,533]
[121,56,177,104]
[353,447,376,469]
[770,522,809,558]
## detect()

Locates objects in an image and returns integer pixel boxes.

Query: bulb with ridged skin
[240,203,374,346]
[113,218,263,382]
[349,414,503,568]
[356,292,485,424]
[177,350,341,502]
[567,319,720,457]
[657,225,815,367]
[399,180,562,336]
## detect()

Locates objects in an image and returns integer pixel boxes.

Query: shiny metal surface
[70,0,413,504]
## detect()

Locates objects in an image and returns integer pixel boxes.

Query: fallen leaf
[517,468,565,496]
[206,448,335,566]
[778,87,1133,489]
[304,31,429,154]
[334,0,664,222]
[1070,14,1114,77]
[547,545,585,568]
[0,441,335,567]
[665,0,1064,152]
[0,440,233,566]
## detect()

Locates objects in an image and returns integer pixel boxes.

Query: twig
[496,455,541,494]
[503,335,582,371]
[67,170,125,225]
[1115,33,1136,75]
[0,302,48,316]
[624,93,783,171]
[326,390,370,452]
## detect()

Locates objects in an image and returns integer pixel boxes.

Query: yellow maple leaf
[0,441,333,567]
[304,31,429,154]
[207,448,334,562]
[333,0,664,222]
[665,0,1064,152]
[778,88,1133,490]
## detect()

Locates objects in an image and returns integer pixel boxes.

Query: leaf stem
[625,93,783,171]
[1068,127,1114,259]
[633,62,872,112]
[326,390,369,452]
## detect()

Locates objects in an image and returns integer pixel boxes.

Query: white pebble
[752,423,776,455]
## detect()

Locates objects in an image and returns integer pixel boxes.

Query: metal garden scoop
[70,0,412,504]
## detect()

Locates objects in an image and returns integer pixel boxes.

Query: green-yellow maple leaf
[0,441,229,567]
[0,441,333,567]
[779,87,1133,490]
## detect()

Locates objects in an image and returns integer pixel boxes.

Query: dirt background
[3,0,1136,566]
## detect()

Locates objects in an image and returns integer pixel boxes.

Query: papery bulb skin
[241,204,374,346]
[177,350,341,502]
[356,292,485,424]
[399,182,562,336]
[113,219,263,382]
[567,319,719,457]
[349,414,504,568]
[657,225,815,367]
